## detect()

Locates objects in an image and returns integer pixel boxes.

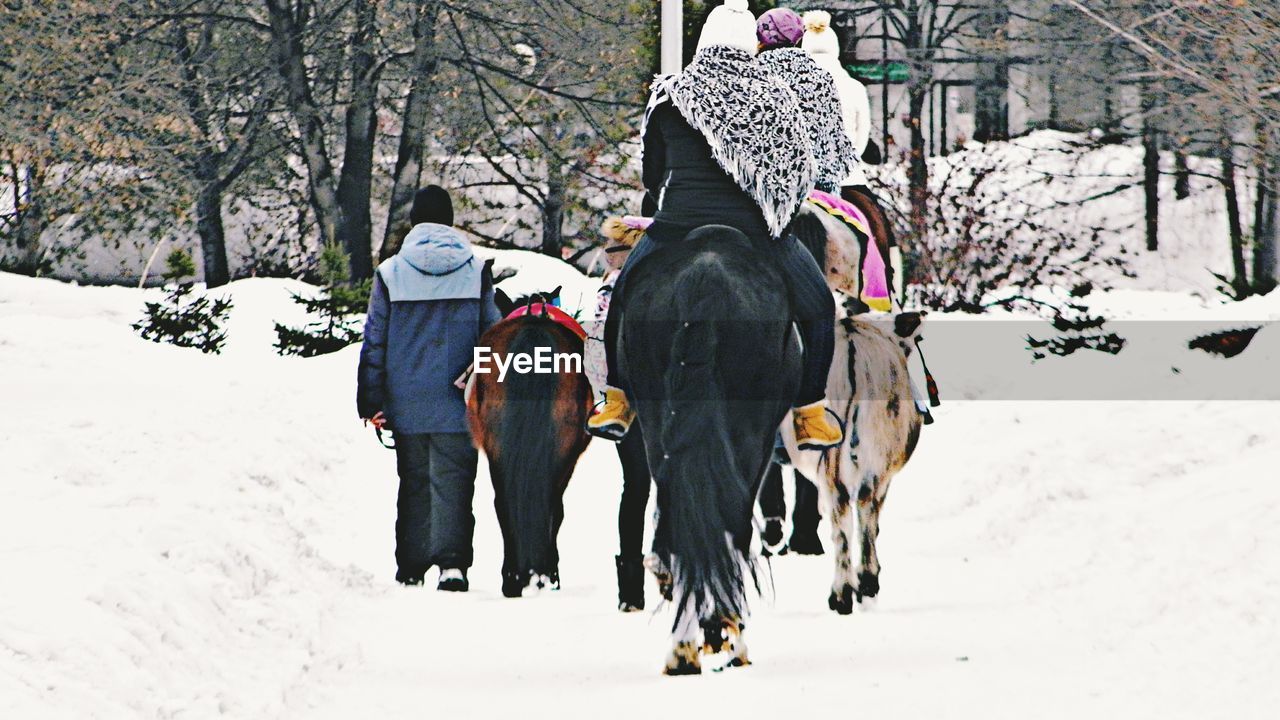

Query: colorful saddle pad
[807,190,890,312]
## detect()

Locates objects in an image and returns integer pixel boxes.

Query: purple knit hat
[756,7,806,49]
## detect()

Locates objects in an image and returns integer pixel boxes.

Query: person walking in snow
[587,0,844,452]
[357,185,501,592]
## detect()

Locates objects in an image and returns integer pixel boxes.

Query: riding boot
[587,386,635,440]
[793,400,843,450]
[616,555,645,612]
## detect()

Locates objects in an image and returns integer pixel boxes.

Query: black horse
[620,225,801,675]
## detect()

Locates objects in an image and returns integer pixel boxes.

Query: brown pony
[466,293,593,597]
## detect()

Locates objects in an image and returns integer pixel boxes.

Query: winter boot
[615,555,645,612]
[437,568,469,592]
[396,567,427,586]
[793,401,843,450]
[586,386,635,441]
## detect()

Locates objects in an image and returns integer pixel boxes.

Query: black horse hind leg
[492,475,528,598]
[757,463,786,555]
[543,480,566,591]
[787,474,824,555]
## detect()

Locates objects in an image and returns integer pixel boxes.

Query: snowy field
[2,257,1279,718]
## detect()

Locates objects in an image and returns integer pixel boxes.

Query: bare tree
[1059,0,1280,293]
[0,0,190,277]
[148,2,279,287]
[261,0,383,280]
[429,0,648,257]
[380,0,444,260]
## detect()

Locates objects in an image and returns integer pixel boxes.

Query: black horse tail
[658,260,754,634]
[496,320,561,576]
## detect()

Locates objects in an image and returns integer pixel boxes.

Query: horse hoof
[762,518,785,551]
[828,584,855,615]
[700,620,728,654]
[501,571,527,598]
[663,643,701,676]
[857,571,880,600]
[787,532,824,556]
[618,600,644,613]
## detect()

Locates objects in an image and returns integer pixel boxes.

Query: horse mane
[494,286,562,317]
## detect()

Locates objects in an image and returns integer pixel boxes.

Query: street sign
[846,62,910,83]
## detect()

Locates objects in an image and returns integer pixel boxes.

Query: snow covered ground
[2,264,1278,718]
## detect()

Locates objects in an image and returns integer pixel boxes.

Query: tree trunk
[1219,130,1248,298]
[973,5,1009,143]
[541,163,566,257]
[196,180,230,287]
[1174,147,1190,200]
[334,0,378,281]
[265,0,343,251]
[1048,68,1060,129]
[381,0,442,263]
[907,83,930,261]
[1141,89,1160,252]
[173,24,229,287]
[1253,153,1278,294]
[12,161,47,276]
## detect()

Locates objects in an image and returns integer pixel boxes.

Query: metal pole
[661,0,683,74]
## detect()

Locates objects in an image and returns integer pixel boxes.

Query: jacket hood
[399,223,475,276]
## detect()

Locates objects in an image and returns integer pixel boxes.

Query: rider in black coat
[587,0,842,452]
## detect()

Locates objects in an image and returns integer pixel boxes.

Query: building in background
[795,1,1143,158]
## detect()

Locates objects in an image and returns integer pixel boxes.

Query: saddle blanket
[808,190,890,312]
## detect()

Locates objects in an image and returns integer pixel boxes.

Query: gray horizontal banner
[900,319,1279,401]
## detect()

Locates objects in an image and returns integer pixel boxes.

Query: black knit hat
[410,185,453,226]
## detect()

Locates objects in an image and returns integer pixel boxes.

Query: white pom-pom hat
[696,0,758,56]
[801,10,840,56]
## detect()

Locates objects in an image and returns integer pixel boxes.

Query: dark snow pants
[605,231,835,406]
[616,427,652,558]
[393,432,478,582]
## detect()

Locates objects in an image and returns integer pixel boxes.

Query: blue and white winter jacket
[357,223,501,434]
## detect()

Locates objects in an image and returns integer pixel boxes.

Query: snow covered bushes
[889,136,1130,318]
[132,249,233,354]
